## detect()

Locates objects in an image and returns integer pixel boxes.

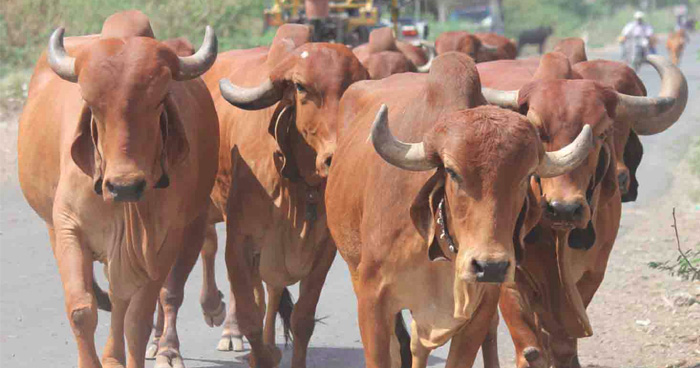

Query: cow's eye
[295,83,306,93]
[445,167,461,182]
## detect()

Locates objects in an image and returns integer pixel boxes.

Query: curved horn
[481,88,520,110]
[416,40,435,73]
[219,78,282,110]
[616,55,688,135]
[174,26,218,80]
[537,124,594,178]
[48,28,78,82]
[370,105,437,171]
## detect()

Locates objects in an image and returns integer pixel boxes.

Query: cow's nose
[546,200,584,222]
[617,171,630,194]
[105,180,146,202]
[317,153,333,177]
[472,260,510,283]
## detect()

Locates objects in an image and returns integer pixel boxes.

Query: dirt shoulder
[579,145,700,367]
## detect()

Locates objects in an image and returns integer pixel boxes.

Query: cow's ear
[517,82,535,115]
[621,130,643,202]
[268,103,301,181]
[410,170,446,261]
[514,177,545,263]
[70,104,103,193]
[161,93,190,170]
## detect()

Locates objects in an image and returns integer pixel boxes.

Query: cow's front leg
[226,233,278,368]
[499,283,545,368]
[102,296,129,368]
[145,301,164,359]
[409,320,430,368]
[51,226,101,368]
[549,335,579,368]
[125,280,162,368]
[444,286,499,368]
[481,310,500,368]
[290,243,336,368]
[200,224,226,328]
[155,214,209,368]
[355,263,395,368]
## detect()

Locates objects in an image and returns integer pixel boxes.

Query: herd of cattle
[16,10,688,368]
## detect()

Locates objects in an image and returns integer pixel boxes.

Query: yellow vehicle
[263,0,399,45]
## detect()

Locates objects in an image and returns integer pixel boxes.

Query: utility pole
[489,0,504,34]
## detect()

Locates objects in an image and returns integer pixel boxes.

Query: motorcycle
[622,35,650,72]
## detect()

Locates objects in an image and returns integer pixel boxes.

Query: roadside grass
[1,0,273,77]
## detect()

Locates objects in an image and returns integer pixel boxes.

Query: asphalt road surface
[1,37,698,368]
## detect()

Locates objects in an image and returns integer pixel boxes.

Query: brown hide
[327,53,544,367]
[17,10,219,367]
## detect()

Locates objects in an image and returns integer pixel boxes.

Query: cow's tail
[278,287,294,346]
[92,279,112,312]
[395,312,412,368]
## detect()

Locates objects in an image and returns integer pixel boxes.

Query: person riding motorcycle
[619,11,655,69]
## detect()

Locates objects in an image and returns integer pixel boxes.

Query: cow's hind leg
[289,243,336,368]
[155,214,209,368]
[217,289,245,352]
[51,226,101,368]
[200,224,227,328]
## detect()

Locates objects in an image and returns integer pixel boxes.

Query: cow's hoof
[247,345,281,368]
[145,341,159,360]
[217,334,245,352]
[155,350,186,368]
[521,347,546,368]
[202,300,226,327]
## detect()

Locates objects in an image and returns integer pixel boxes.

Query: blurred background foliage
[1,0,697,77]
[0,0,275,76]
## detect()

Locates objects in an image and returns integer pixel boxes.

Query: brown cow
[353,27,433,78]
[326,53,593,368]
[148,24,369,368]
[482,54,687,368]
[435,31,511,63]
[666,29,687,65]
[17,10,219,368]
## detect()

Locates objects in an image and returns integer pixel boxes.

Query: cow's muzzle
[545,200,585,224]
[105,179,146,202]
[471,259,510,283]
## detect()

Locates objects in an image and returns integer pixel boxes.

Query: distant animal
[352,27,433,78]
[517,26,554,55]
[666,29,687,65]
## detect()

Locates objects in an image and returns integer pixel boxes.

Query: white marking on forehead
[300,51,309,59]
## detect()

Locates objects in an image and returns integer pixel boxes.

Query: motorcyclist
[620,11,656,55]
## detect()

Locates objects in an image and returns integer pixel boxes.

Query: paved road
[1,38,698,368]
